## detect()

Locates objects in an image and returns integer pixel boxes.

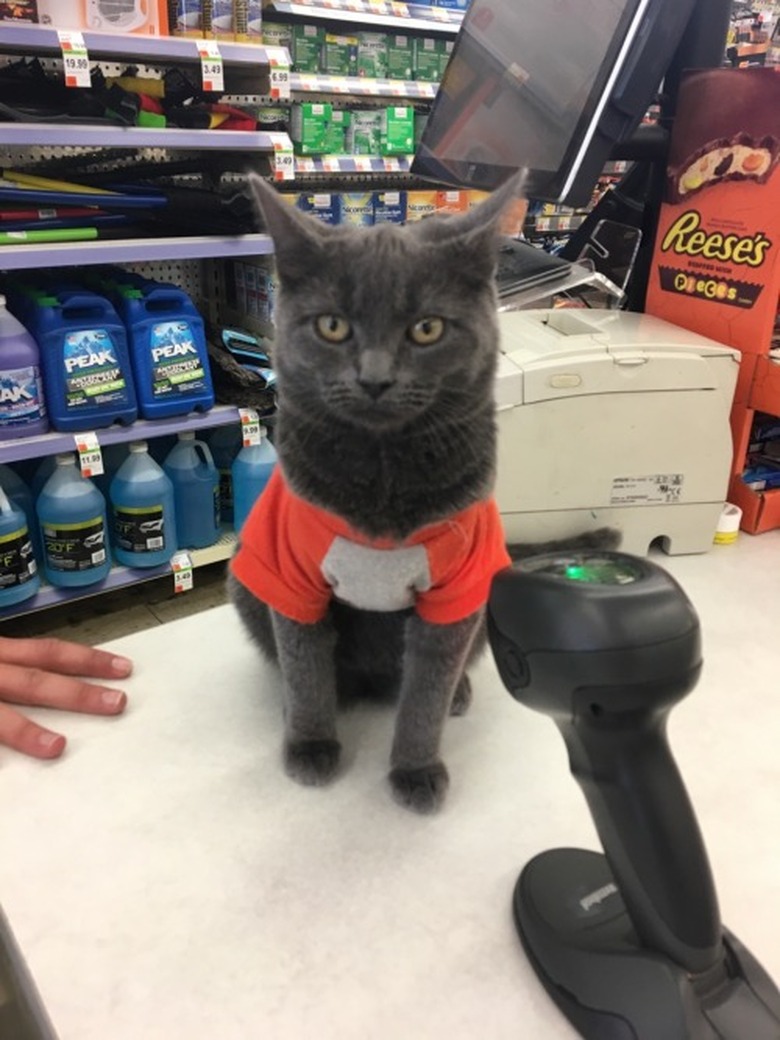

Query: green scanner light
[523,554,644,586]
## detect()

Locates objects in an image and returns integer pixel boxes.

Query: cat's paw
[450,674,472,716]
[389,762,449,813]
[284,738,341,786]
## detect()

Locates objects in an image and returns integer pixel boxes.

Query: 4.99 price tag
[57,30,91,89]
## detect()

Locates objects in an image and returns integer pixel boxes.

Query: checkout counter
[1,539,778,1040]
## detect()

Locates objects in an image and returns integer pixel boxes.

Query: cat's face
[251,175,522,432]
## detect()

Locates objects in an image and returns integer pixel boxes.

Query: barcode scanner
[487,552,780,1039]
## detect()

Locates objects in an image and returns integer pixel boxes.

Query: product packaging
[321,33,358,76]
[290,102,332,155]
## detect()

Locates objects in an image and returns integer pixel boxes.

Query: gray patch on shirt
[321,537,431,612]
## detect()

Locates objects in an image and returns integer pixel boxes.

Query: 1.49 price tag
[57,30,91,89]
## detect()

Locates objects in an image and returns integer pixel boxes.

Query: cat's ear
[248,173,330,285]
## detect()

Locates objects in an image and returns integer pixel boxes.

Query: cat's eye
[315,314,352,343]
[408,317,445,346]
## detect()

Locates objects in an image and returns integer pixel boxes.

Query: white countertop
[2,538,779,1040]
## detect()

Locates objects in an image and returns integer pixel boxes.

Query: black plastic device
[487,551,780,1039]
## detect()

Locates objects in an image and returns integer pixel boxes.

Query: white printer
[494,309,740,555]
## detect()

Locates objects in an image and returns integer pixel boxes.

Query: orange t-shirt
[230,467,511,625]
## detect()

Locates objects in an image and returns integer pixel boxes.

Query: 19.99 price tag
[74,431,104,478]
[171,551,193,594]
[57,30,91,89]
[197,40,225,93]
[238,407,261,446]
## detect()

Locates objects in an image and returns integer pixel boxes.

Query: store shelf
[0,123,288,151]
[267,0,463,32]
[0,233,274,272]
[294,153,411,173]
[0,406,245,465]
[0,528,237,620]
[290,71,437,97]
[0,22,287,64]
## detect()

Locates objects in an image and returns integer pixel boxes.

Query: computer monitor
[411,0,698,209]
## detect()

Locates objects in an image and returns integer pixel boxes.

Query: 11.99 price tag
[197,40,225,93]
[74,431,104,478]
[57,30,91,89]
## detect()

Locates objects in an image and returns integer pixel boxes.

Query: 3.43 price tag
[57,30,91,89]
[267,133,295,182]
[197,40,225,93]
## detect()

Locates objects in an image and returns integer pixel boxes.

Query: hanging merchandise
[37,453,111,588]
[0,293,48,440]
[110,441,177,567]
[0,483,39,609]
[208,422,243,524]
[163,431,220,548]
[232,426,277,534]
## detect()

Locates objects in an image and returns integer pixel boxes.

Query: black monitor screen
[412,0,692,206]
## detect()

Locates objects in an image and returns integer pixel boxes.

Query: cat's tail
[506,526,622,561]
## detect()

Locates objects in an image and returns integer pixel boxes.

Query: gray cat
[229,173,613,814]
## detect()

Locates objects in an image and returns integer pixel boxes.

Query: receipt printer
[494,309,740,555]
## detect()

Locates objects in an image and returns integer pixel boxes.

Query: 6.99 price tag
[57,30,91,89]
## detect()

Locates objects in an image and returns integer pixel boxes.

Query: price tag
[57,30,91,89]
[197,40,225,93]
[239,407,262,446]
[74,432,104,478]
[171,551,194,594]
[367,0,389,13]
[353,156,374,173]
[322,156,342,173]
[390,2,410,16]
[267,133,295,182]
[295,157,316,174]
[270,64,291,101]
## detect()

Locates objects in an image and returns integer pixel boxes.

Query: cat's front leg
[389,609,483,813]
[270,609,341,786]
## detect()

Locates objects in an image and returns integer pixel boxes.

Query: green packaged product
[322,109,351,154]
[321,33,358,76]
[356,32,388,79]
[261,21,292,54]
[346,110,384,155]
[290,102,332,155]
[386,34,414,81]
[381,106,415,155]
[413,37,443,82]
[291,23,325,73]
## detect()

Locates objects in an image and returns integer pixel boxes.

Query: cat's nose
[357,378,394,400]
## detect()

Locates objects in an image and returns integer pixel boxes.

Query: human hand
[0,636,132,759]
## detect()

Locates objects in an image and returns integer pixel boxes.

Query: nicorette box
[340,193,374,227]
[386,34,414,81]
[413,37,445,82]
[321,33,358,76]
[291,23,324,73]
[322,109,351,154]
[261,20,292,52]
[290,102,332,155]
[645,67,780,533]
[357,32,388,78]
[435,189,470,215]
[381,106,415,155]
[405,190,437,222]
[346,110,384,155]
[373,190,407,224]
[297,192,341,225]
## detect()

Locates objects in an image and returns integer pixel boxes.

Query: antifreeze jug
[163,431,220,549]
[9,288,137,432]
[232,427,277,534]
[37,453,111,587]
[110,441,177,567]
[104,273,214,419]
[0,294,48,439]
[208,423,243,525]
[0,484,39,608]
[0,462,42,562]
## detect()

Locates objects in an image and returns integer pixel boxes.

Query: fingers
[0,636,132,680]
[0,660,127,715]
[0,702,67,759]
